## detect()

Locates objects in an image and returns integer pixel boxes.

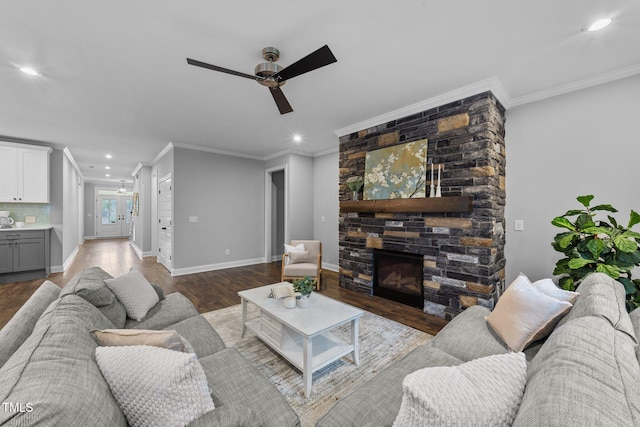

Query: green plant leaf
[563,209,585,217]
[628,210,640,229]
[554,232,576,250]
[576,195,594,208]
[568,258,593,269]
[616,250,640,266]
[596,263,620,279]
[614,236,638,253]
[553,258,570,275]
[582,226,612,236]
[551,217,576,231]
[591,204,617,213]
[586,239,604,259]
[608,215,619,228]
[617,277,637,295]
[558,276,575,291]
[575,213,594,230]
[621,230,640,239]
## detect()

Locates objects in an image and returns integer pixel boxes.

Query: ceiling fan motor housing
[256,47,284,87]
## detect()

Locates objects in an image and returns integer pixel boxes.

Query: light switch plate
[514,219,524,231]
[25,216,36,223]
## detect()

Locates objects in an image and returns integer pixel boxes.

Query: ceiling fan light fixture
[586,18,612,32]
[118,180,127,194]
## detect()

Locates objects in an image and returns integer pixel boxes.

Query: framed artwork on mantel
[364,139,428,200]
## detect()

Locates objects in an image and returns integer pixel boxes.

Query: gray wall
[132,165,152,253]
[172,147,265,270]
[288,154,314,240]
[313,152,339,269]
[83,182,96,238]
[49,150,63,270]
[505,74,640,283]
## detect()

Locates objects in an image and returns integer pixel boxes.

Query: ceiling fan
[186,45,337,114]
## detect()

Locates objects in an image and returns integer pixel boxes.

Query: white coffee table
[238,283,364,397]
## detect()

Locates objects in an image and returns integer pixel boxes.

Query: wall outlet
[225,249,230,256]
[189,216,198,223]
[25,216,36,224]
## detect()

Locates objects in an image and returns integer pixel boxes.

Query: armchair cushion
[288,250,314,264]
[282,263,319,278]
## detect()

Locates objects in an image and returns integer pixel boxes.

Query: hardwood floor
[0,239,448,335]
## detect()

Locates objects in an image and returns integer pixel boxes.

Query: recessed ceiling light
[293,134,302,143]
[105,174,110,177]
[19,66,42,76]
[105,154,112,159]
[105,166,111,170]
[586,18,612,32]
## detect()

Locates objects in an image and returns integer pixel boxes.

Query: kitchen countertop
[0,225,54,231]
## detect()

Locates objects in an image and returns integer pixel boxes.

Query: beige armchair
[281,240,322,291]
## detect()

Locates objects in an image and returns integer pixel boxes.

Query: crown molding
[63,147,83,180]
[333,77,512,137]
[509,64,640,107]
[172,141,265,161]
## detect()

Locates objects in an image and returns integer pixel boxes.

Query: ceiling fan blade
[269,86,293,114]
[273,45,337,82]
[186,58,260,81]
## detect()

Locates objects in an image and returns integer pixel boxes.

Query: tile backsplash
[0,203,50,224]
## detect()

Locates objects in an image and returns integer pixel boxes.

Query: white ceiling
[1,0,638,183]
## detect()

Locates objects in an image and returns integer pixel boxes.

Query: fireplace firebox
[373,249,424,309]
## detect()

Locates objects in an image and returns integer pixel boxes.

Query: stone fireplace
[338,91,506,320]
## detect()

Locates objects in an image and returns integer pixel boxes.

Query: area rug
[202,304,433,426]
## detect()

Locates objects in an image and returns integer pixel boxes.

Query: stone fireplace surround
[338,91,506,320]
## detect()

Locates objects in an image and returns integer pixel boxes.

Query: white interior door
[158,175,172,271]
[97,194,133,238]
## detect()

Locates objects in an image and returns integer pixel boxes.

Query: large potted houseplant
[292,276,316,308]
[551,194,640,311]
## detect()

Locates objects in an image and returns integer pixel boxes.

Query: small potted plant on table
[292,276,316,308]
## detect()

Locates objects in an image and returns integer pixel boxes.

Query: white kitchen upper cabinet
[0,142,52,203]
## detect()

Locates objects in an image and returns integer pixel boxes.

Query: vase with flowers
[346,176,364,201]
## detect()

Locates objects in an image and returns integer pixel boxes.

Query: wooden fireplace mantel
[340,196,473,214]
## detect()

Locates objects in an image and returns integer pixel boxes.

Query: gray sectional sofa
[0,267,299,426]
[317,272,640,426]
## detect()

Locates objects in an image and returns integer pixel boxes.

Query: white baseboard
[83,235,96,240]
[129,240,143,259]
[50,265,63,274]
[61,245,80,272]
[322,262,339,272]
[270,255,283,262]
[171,257,267,277]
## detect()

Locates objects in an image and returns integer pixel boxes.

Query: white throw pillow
[393,352,527,427]
[532,278,580,304]
[91,329,194,353]
[486,273,573,352]
[95,345,214,427]
[284,243,305,265]
[104,270,160,321]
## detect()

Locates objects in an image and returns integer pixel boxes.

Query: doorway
[96,189,133,238]
[264,166,288,262]
[157,174,172,272]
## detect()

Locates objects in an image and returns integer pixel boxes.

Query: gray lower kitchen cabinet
[0,229,50,284]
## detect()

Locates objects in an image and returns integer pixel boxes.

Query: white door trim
[264,165,288,263]
[157,173,173,273]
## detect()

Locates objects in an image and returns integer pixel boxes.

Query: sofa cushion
[394,352,527,427]
[486,274,572,352]
[0,280,60,369]
[60,267,126,328]
[91,329,194,353]
[513,315,640,427]
[104,270,160,321]
[163,315,226,358]
[198,347,299,427]
[431,305,510,361]
[96,345,215,427]
[316,344,463,427]
[124,292,200,330]
[0,295,127,426]
[630,308,640,362]
[558,272,637,342]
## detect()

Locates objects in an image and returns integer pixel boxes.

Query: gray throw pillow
[95,345,215,427]
[104,270,159,321]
